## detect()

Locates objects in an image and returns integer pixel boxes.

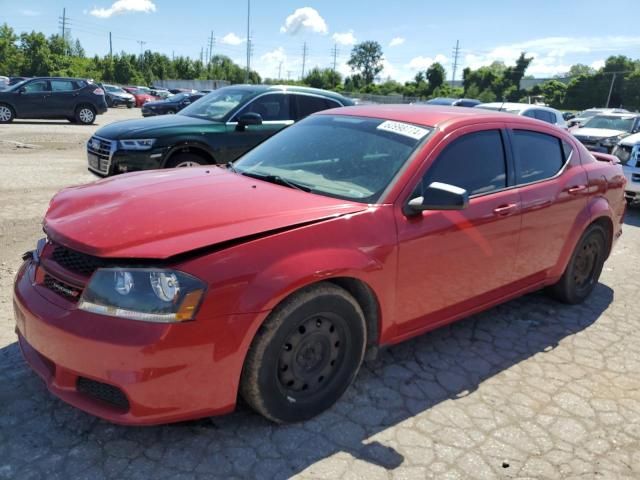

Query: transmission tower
[451,40,461,84]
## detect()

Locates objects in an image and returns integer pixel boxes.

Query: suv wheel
[0,104,14,123]
[75,105,96,125]
[166,153,207,168]
[240,283,367,423]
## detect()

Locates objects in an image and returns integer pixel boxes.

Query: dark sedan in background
[87,85,353,176]
[0,76,108,124]
[141,92,205,117]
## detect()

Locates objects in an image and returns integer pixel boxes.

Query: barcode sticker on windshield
[376,120,429,140]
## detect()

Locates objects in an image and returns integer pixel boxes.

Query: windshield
[7,80,29,91]
[105,85,124,93]
[578,110,600,119]
[179,88,254,121]
[233,115,432,203]
[583,115,636,132]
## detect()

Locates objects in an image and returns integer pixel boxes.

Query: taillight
[93,88,104,95]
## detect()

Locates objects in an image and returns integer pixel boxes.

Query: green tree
[347,41,383,86]
[19,31,52,76]
[0,23,23,75]
[426,62,445,94]
[566,64,595,77]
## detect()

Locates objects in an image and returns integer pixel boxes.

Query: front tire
[548,224,607,304]
[75,105,96,125]
[240,283,367,423]
[0,103,15,123]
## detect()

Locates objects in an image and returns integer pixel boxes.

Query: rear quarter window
[512,130,566,184]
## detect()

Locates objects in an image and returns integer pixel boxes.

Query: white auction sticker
[376,120,429,140]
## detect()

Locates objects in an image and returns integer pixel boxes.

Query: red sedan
[14,106,626,425]
[122,86,157,107]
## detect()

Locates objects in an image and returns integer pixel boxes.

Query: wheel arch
[0,102,17,118]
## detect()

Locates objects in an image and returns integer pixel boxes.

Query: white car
[612,132,640,205]
[568,108,629,128]
[572,113,640,154]
[475,102,567,128]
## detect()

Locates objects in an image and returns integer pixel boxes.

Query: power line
[451,40,460,83]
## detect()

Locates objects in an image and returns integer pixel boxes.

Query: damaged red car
[14,105,626,425]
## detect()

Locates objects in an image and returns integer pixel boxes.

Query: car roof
[221,84,348,101]
[477,102,559,113]
[317,104,555,129]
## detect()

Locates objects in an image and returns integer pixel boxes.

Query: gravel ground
[0,110,639,479]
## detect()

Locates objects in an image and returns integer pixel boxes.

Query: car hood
[94,114,221,139]
[618,132,640,146]
[573,127,627,139]
[112,92,133,98]
[44,167,368,259]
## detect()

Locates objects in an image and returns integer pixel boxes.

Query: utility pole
[109,32,113,58]
[331,43,338,72]
[137,40,146,58]
[606,73,617,108]
[278,61,283,80]
[61,8,67,41]
[451,39,460,84]
[301,42,308,79]
[200,47,203,64]
[245,0,251,83]
[208,31,215,65]
[287,70,292,80]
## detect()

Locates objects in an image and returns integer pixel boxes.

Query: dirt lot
[0,110,639,479]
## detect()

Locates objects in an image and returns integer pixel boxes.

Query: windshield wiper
[239,171,312,192]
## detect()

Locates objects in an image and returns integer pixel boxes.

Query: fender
[547,195,613,281]
[162,140,216,167]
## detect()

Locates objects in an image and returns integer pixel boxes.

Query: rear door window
[51,80,76,92]
[420,130,508,196]
[293,95,341,120]
[512,130,566,184]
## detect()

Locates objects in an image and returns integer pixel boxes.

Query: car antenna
[499,98,506,112]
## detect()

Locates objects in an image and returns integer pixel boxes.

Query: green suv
[87,85,353,176]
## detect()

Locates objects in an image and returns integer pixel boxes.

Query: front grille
[52,245,107,276]
[43,274,82,301]
[87,135,115,174]
[614,145,632,164]
[77,377,130,411]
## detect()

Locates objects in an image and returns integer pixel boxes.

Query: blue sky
[2,0,640,82]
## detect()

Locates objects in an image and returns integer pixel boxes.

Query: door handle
[493,203,518,216]
[567,185,587,195]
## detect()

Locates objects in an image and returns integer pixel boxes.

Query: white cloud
[258,47,288,78]
[280,7,328,35]
[261,47,286,64]
[590,59,605,70]
[90,0,156,18]
[407,54,448,71]
[221,33,245,46]
[332,30,356,46]
[20,9,40,16]
[389,37,405,47]
[463,36,640,78]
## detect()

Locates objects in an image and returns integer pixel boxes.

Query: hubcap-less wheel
[79,108,94,124]
[278,315,345,398]
[240,283,366,423]
[573,238,599,290]
[0,105,12,122]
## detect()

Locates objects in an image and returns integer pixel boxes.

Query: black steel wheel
[548,224,607,304]
[240,283,366,423]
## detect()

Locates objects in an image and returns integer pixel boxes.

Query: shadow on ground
[0,285,613,479]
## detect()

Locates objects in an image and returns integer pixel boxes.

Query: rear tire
[240,283,367,423]
[0,103,14,123]
[165,152,207,168]
[548,224,607,304]
[75,105,96,125]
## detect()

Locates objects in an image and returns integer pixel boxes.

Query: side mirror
[18,87,26,94]
[403,182,469,216]
[237,112,263,127]
[182,99,191,105]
